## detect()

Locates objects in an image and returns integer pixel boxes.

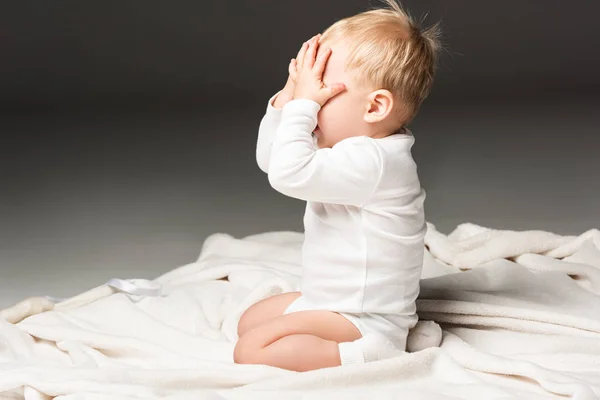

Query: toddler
[234,0,440,372]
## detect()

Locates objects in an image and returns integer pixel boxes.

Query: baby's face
[313,41,370,149]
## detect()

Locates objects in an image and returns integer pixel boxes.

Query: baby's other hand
[292,36,346,107]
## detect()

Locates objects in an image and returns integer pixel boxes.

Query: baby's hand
[292,37,346,107]
[275,34,320,108]
[288,35,314,86]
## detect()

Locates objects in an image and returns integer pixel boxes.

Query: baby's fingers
[296,42,308,68]
[289,58,298,80]
[321,83,346,103]
[304,38,319,69]
[313,48,331,78]
[297,34,320,70]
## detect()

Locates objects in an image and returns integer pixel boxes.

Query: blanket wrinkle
[1,222,599,399]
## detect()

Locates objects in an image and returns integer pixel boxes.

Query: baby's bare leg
[237,291,301,338]
[260,334,341,371]
[234,310,362,372]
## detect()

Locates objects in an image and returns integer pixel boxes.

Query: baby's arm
[268,99,383,206]
[256,91,293,173]
[256,36,317,173]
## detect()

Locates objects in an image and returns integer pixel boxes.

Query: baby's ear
[364,89,394,123]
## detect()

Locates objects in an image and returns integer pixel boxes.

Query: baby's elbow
[268,165,298,196]
[267,168,286,191]
[256,147,270,174]
[256,156,269,174]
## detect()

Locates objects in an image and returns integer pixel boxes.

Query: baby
[234,0,440,372]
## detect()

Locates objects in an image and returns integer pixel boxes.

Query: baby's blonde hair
[320,0,441,126]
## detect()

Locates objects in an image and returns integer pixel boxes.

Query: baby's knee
[236,309,251,339]
[237,305,261,339]
[233,336,258,365]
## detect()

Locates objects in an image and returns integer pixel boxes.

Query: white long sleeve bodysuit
[257,93,427,353]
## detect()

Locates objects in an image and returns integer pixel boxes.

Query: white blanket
[1,222,600,400]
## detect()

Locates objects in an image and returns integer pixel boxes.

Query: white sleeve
[268,99,383,206]
[256,92,284,173]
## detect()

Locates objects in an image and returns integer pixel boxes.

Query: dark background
[1,0,599,306]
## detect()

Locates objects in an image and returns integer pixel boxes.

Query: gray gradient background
[1,0,599,308]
